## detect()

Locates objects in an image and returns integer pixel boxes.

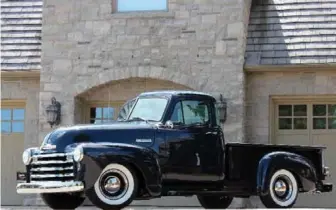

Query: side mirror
[165,120,174,129]
[216,94,227,124]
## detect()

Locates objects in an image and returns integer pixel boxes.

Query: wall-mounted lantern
[46,97,61,128]
[216,94,227,123]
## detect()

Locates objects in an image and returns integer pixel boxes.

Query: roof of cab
[138,90,215,98]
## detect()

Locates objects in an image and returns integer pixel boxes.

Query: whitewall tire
[260,169,299,208]
[86,163,138,210]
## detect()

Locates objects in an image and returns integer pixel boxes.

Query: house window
[90,107,115,124]
[1,108,25,133]
[113,0,168,12]
[313,104,336,129]
[278,104,307,130]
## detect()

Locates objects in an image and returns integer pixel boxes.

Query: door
[164,98,221,182]
[274,99,336,208]
[1,102,26,205]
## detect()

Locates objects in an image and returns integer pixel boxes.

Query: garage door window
[90,107,115,124]
[278,104,307,130]
[1,108,25,133]
[313,104,336,129]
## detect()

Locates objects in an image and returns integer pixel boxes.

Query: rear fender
[77,143,162,197]
[256,151,318,195]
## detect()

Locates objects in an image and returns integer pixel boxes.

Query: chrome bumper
[16,181,84,194]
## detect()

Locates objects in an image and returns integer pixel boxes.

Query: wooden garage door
[1,101,26,205]
[274,101,336,208]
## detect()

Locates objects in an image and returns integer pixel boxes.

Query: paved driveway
[1,196,333,209]
[1,196,202,209]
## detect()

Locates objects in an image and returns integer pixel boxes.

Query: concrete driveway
[1,196,333,209]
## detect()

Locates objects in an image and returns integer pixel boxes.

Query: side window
[170,100,210,126]
[182,100,209,125]
[170,102,183,124]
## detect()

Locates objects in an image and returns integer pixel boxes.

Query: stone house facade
[1,0,335,208]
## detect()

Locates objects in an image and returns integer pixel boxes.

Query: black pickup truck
[17,91,332,209]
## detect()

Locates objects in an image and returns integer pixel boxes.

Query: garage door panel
[312,134,335,186]
[294,134,336,208]
[274,101,336,208]
[1,134,26,205]
[1,104,26,205]
[275,134,310,146]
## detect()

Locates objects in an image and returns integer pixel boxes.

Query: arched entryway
[74,77,192,124]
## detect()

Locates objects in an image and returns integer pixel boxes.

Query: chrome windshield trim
[16,181,84,194]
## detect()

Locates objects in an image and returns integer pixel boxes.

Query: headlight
[22,149,32,165]
[73,146,84,162]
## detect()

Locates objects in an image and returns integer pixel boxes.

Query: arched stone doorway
[74,77,192,124]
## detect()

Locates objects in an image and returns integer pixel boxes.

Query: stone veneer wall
[39,0,252,207]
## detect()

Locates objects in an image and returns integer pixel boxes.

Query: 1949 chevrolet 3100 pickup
[17,91,332,209]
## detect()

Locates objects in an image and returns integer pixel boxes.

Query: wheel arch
[80,144,162,197]
[256,151,318,195]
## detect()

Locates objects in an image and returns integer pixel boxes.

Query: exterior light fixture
[45,97,61,128]
[217,94,227,123]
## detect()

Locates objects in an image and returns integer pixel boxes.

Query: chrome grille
[30,153,75,182]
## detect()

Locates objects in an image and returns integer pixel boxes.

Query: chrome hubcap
[104,176,121,193]
[273,175,293,202]
[274,180,287,196]
[98,169,129,200]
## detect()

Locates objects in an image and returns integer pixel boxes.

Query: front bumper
[16,181,84,194]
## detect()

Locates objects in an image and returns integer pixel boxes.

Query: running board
[164,188,254,198]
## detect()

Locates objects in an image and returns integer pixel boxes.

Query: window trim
[111,0,168,13]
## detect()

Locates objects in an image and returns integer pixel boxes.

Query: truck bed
[225,142,325,184]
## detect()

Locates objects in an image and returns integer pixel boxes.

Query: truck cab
[17,91,332,209]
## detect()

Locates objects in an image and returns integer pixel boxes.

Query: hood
[40,121,158,153]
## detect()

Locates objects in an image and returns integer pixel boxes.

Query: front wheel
[41,192,85,209]
[86,163,138,210]
[260,169,299,208]
[197,195,233,209]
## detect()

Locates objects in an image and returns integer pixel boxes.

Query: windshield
[128,97,168,121]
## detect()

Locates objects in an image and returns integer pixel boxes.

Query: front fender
[256,151,318,195]
[75,143,162,197]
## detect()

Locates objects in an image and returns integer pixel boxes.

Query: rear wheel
[260,169,299,208]
[41,192,85,209]
[86,163,138,210]
[197,195,233,209]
